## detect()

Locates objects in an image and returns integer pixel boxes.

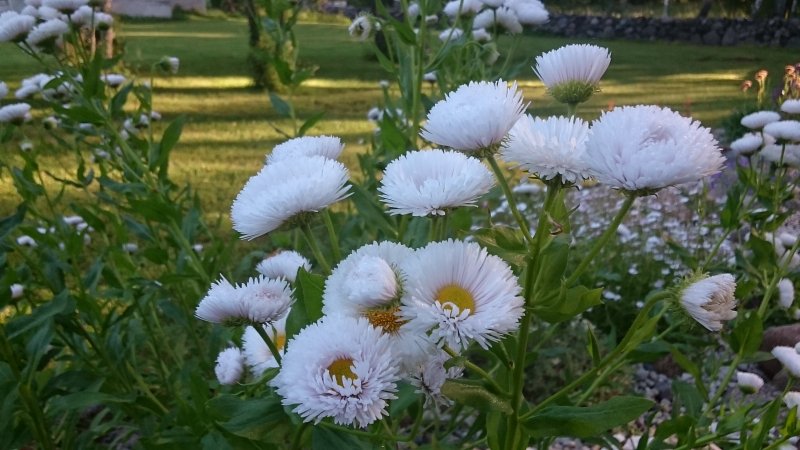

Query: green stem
[253,323,282,365]
[301,221,331,274]
[486,154,534,245]
[443,346,508,396]
[565,193,636,287]
[322,209,341,263]
[566,102,578,117]
[290,422,310,450]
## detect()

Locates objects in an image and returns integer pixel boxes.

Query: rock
[703,30,721,45]
[721,27,738,46]
[759,323,800,378]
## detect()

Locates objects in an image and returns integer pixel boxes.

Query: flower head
[256,250,311,282]
[679,273,737,332]
[265,135,344,164]
[740,110,780,130]
[782,99,800,114]
[243,315,287,377]
[501,115,590,183]
[348,13,378,41]
[495,7,523,34]
[534,44,611,104]
[26,18,69,49]
[0,103,32,125]
[409,349,464,406]
[763,120,800,142]
[215,347,245,385]
[402,240,524,351]
[785,391,800,409]
[69,6,112,29]
[761,144,800,167]
[0,12,36,43]
[421,80,526,153]
[231,156,351,239]
[236,275,294,324]
[778,278,795,309]
[272,316,400,428]
[379,149,495,216]
[507,0,549,25]
[729,132,763,156]
[158,56,180,74]
[443,0,483,17]
[438,27,464,42]
[101,73,126,87]
[195,276,242,324]
[772,346,800,378]
[736,371,764,394]
[584,105,724,192]
[10,283,24,299]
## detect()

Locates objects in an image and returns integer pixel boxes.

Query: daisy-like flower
[243,315,287,377]
[423,71,437,82]
[421,80,525,153]
[740,110,781,130]
[472,28,491,42]
[195,276,243,324]
[781,99,800,114]
[438,27,464,42]
[407,2,420,21]
[763,120,800,142]
[729,132,763,156]
[158,56,180,74]
[534,44,611,105]
[15,73,52,99]
[778,278,795,309]
[0,81,7,99]
[785,392,800,409]
[214,347,245,385]
[101,73,126,87]
[0,103,32,125]
[678,273,737,332]
[36,6,65,21]
[265,135,344,164]
[495,6,523,34]
[26,18,69,49]
[472,8,497,29]
[443,0,483,18]
[348,13,378,41]
[584,105,725,192]
[256,250,311,283]
[772,346,800,378]
[409,349,464,407]
[41,0,87,12]
[10,283,24,299]
[501,115,591,184]
[507,0,549,25]
[401,239,524,351]
[736,371,764,394]
[761,144,800,167]
[236,275,294,324]
[0,12,36,43]
[17,235,37,247]
[231,155,351,239]
[271,316,400,428]
[379,149,494,216]
[69,6,112,29]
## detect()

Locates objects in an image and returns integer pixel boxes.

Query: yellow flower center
[327,358,356,386]
[364,306,404,334]
[275,333,286,351]
[435,284,476,315]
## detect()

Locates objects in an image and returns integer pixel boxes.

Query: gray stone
[702,30,721,45]
[721,27,739,45]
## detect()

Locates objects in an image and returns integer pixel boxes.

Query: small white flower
[0,103,32,125]
[236,275,294,324]
[423,71,437,82]
[471,27,491,42]
[62,215,84,226]
[425,14,439,24]
[438,27,464,42]
[36,6,65,21]
[0,12,36,43]
[231,156,351,239]
[195,276,243,324]
[443,0,483,17]
[736,371,764,394]
[407,2,420,21]
[15,73,51,99]
[778,278,795,309]
[214,347,245,385]
[265,135,344,164]
[584,105,724,192]
[729,132,763,156]
[242,316,287,377]
[101,73,126,87]
[348,13,376,41]
[763,120,800,142]
[495,6,523,34]
[740,110,781,130]
[507,0,549,25]
[41,0,87,12]
[679,273,737,332]
[409,349,464,406]
[17,235,37,247]
[379,149,495,216]
[70,6,112,29]
[785,391,800,409]
[192,243,203,252]
[19,141,33,152]
[534,44,611,104]
[781,99,800,115]
[378,79,390,89]
[20,6,38,16]
[42,115,60,129]
[161,56,179,74]
[0,81,7,99]
[272,316,400,428]
[122,242,138,253]
[773,346,800,378]
[760,144,800,166]
[256,250,311,282]
[472,9,497,29]
[421,80,525,153]
[779,232,798,247]
[402,240,524,351]
[10,283,24,299]
[501,115,591,184]
[26,18,69,48]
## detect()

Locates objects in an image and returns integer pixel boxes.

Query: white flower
[36,6,65,21]
[679,273,737,332]
[272,316,400,428]
[19,141,33,152]
[438,27,464,42]
[740,110,780,130]
[21,6,38,16]
[0,81,7,99]
[62,215,84,226]
[495,6,523,34]
[10,283,24,299]
[729,132,763,156]
[736,371,764,394]
[231,155,351,239]
[785,391,800,409]
[0,12,36,43]
[69,6,112,29]
[402,240,524,351]
[236,275,294,324]
[379,149,494,216]
[26,18,69,48]
[101,73,126,87]
[242,315,287,377]
[348,13,376,41]
[501,115,591,184]
[781,99,800,114]
[421,80,525,153]
[192,243,203,252]
[0,103,32,125]
[17,235,37,247]
[779,232,798,247]
[763,120,800,142]
[214,347,245,385]
[41,0,87,12]
[778,278,795,309]
[15,73,51,99]
[160,56,179,74]
[534,44,611,104]
[407,2,420,21]
[761,144,800,166]
[196,276,243,324]
[423,71,437,82]
[471,28,491,42]
[472,9,497,29]
[480,0,503,6]
[409,349,464,406]
[507,0,549,25]
[443,0,483,17]
[584,105,724,192]
[772,346,800,378]
[42,115,60,129]
[256,250,311,282]
[424,14,438,25]
[265,135,344,164]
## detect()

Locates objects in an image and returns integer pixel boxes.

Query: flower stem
[443,346,508,396]
[322,209,341,263]
[565,193,636,287]
[301,221,331,274]
[486,154,534,245]
[253,323,282,365]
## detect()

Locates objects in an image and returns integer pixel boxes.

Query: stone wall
[110,0,206,18]
[538,14,800,48]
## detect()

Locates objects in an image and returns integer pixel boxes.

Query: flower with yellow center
[402,239,524,351]
[271,316,400,428]
[242,315,289,377]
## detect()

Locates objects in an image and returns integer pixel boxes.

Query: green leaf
[523,396,654,438]
[441,379,512,414]
[269,92,293,118]
[154,115,185,171]
[587,327,601,367]
[729,312,762,357]
[298,111,325,136]
[670,346,708,399]
[286,268,325,340]
[50,392,134,412]
[349,182,396,237]
[0,205,26,242]
[533,285,603,323]
[671,380,702,418]
[7,291,72,340]
[206,394,286,440]
[747,235,777,271]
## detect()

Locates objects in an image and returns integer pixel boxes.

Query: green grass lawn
[0,15,793,221]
